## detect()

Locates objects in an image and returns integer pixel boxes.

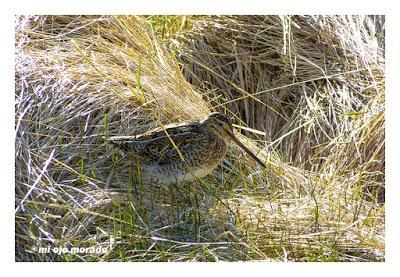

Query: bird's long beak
[226,129,266,168]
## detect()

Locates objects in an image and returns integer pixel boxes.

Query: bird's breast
[142,136,227,185]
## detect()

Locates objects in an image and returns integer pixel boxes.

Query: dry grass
[15,15,384,262]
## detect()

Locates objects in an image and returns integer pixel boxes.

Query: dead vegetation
[15,15,384,261]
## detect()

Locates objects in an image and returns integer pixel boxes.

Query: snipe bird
[108,112,266,185]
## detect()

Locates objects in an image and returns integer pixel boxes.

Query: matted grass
[15,15,384,262]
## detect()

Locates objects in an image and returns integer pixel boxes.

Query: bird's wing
[108,122,203,164]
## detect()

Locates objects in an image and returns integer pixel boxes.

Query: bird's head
[202,112,266,168]
[202,112,234,140]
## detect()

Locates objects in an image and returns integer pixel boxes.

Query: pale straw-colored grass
[15,15,384,261]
